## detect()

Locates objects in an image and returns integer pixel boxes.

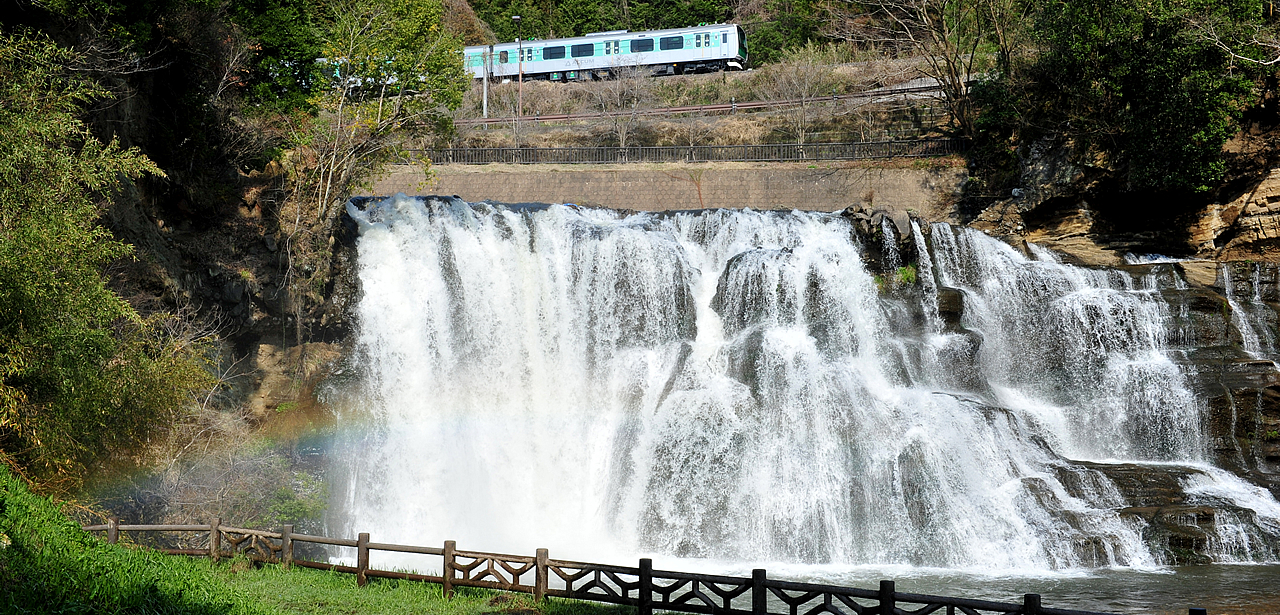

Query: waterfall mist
[326,195,1280,572]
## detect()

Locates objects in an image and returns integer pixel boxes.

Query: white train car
[464,24,748,81]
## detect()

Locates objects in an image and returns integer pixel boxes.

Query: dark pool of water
[679,562,1280,615]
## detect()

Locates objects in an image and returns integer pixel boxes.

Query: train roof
[463,23,741,53]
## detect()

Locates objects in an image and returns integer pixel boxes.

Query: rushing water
[327,196,1280,605]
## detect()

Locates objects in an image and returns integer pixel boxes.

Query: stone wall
[364,162,967,216]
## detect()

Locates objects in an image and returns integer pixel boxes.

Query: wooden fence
[82,519,1167,615]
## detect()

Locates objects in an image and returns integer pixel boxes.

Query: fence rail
[80,518,1152,615]
[413,139,965,165]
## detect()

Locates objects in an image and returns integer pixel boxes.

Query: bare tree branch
[1190,18,1280,67]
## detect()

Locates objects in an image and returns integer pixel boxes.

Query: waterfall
[329,195,1280,572]
[1223,264,1277,358]
[880,217,900,272]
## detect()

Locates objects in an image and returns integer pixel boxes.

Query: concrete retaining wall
[365,162,966,216]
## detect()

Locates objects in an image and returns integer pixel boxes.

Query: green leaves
[229,0,325,111]
[981,0,1264,193]
[0,32,213,487]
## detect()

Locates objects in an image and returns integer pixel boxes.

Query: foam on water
[328,196,1280,573]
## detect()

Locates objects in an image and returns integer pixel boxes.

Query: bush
[0,32,216,488]
[973,0,1263,194]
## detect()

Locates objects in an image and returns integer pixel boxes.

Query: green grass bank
[0,468,627,615]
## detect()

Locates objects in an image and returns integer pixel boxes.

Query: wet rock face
[1157,261,1280,500]
[1064,461,1280,565]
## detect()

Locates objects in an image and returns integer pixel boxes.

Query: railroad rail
[413,138,964,165]
[81,518,1169,615]
[455,84,944,126]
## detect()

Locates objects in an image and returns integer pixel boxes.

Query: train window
[695,35,701,48]
[544,46,565,59]
[722,32,728,44]
[571,43,594,57]
[703,33,711,47]
[605,40,619,54]
[499,50,509,63]
[660,36,683,50]
[631,38,654,52]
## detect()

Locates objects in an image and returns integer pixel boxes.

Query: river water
[770,563,1280,614]
[326,196,1280,612]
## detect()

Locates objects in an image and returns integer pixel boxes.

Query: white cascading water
[1223,264,1277,358]
[327,195,1280,572]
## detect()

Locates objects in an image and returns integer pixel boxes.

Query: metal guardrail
[414,139,965,165]
[82,517,1145,615]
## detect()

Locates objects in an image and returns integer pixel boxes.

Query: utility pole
[513,14,523,141]
[482,45,491,119]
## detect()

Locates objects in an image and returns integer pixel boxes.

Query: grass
[0,467,264,614]
[206,559,635,615]
[0,465,627,615]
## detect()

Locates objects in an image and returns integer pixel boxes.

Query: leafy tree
[743,0,821,65]
[0,32,214,489]
[296,0,467,219]
[228,0,324,112]
[1016,0,1262,192]
[274,0,467,350]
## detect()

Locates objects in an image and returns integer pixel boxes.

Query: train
[463,23,748,82]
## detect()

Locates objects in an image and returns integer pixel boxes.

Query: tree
[741,0,822,65]
[822,0,1023,138]
[276,0,466,350]
[753,43,837,144]
[0,32,214,489]
[1018,0,1260,192]
[294,0,466,220]
[593,63,652,152]
[228,0,325,111]
[822,0,977,137]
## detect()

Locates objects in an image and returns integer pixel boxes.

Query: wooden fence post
[443,540,456,599]
[1023,594,1041,615]
[535,548,549,602]
[752,569,766,615]
[281,524,293,570]
[357,533,370,587]
[210,518,221,563]
[106,517,119,545]
[639,558,653,615]
[878,580,894,615]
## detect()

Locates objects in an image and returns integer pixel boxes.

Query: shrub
[0,32,216,488]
